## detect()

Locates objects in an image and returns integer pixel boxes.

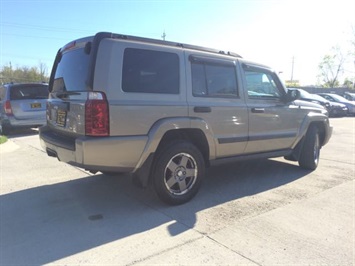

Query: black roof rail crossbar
[96,32,242,58]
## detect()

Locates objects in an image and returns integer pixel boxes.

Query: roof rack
[96,32,242,59]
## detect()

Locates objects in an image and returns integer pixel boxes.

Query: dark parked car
[327,101,348,117]
[343,92,355,101]
[0,83,49,134]
[317,93,355,116]
[296,89,348,117]
[297,89,330,112]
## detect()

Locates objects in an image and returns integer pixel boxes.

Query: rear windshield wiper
[56,91,81,99]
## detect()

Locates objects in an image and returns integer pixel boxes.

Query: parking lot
[0,117,354,265]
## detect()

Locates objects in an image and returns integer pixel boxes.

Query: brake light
[4,101,13,115]
[85,92,109,136]
[61,41,76,53]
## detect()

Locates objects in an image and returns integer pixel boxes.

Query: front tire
[152,141,205,205]
[299,125,320,170]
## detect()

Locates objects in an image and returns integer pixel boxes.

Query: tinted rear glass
[52,47,90,92]
[122,48,179,94]
[10,85,49,100]
[192,63,237,97]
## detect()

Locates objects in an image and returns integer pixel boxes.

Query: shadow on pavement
[0,158,309,265]
[6,127,39,138]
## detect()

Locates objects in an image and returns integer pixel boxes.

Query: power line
[290,56,295,82]
[1,21,93,34]
[1,32,69,41]
[2,52,53,61]
[1,21,161,38]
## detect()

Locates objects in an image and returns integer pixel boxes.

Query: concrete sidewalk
[134,179,355,265]
[1,118,354,265]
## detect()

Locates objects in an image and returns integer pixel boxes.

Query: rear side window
[122,48,179,94]
[191,60,238,98]
[10,85,49,100]
[53,47,90,92]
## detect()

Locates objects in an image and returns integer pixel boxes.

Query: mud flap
[132,153,155,188]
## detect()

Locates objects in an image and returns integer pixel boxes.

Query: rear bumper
[1,115,46,128]
[39,126,148,173]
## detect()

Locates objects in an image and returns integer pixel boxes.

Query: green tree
[318,46,346,88]
[343,78,354,89]
[0,62,49,84]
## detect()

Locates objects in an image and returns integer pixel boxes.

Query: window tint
[53,48,90,92]
[244,69,281,99]
[191,62,237,97]
[10,85,49,100]
[122,48,179,94]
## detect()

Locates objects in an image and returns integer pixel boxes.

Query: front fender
[295,112,332,148]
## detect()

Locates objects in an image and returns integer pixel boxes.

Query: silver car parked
[39,32,332,205]
[0,83,49,135]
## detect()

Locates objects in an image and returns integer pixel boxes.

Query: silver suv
[39,32,332,205]
[0,83,48,135]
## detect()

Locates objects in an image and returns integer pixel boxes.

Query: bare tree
[318,46,346,88]
[38,62,48,81]
[0,62,49,84]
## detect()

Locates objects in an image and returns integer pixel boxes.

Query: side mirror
[284,89,300,102]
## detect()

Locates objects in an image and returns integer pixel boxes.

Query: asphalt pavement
[0,118,354,265]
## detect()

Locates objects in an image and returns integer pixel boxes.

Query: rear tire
[0,123,10,135]
[100,171,119,176]
[152,141,205,205]
[299,125,320,170]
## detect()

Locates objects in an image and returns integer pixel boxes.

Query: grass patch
[0,135,8,144]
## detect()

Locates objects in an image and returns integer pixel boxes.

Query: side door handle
[251,107,265,113]
[194,106,211,113]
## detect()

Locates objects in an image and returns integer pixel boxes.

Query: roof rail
[96,32,242,59]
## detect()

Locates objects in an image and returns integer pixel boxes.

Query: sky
[0,0,354,85]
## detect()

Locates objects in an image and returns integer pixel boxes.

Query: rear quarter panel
[94,39,188,136]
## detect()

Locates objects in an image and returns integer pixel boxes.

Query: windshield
[52,47,90,92]
[297,89,311,98]
[311,94,327,102]
[328,94,349,102]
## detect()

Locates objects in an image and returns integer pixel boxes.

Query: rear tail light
[85,92,109,136]
[4,100,13,115]
[46,101,50,120]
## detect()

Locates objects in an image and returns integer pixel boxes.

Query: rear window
[10,85,49,100]
[192,63,238,98]
[122,48,179,94]
[52,47,90,92]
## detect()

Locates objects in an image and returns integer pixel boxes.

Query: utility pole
[161,30,166,41]
[290,56,294,82]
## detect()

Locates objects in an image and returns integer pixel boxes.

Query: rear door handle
[194,106,211,113]
[251,108,265,113]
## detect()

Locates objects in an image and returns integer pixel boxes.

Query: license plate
[31,103,41,108]
[56,109,67,127]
